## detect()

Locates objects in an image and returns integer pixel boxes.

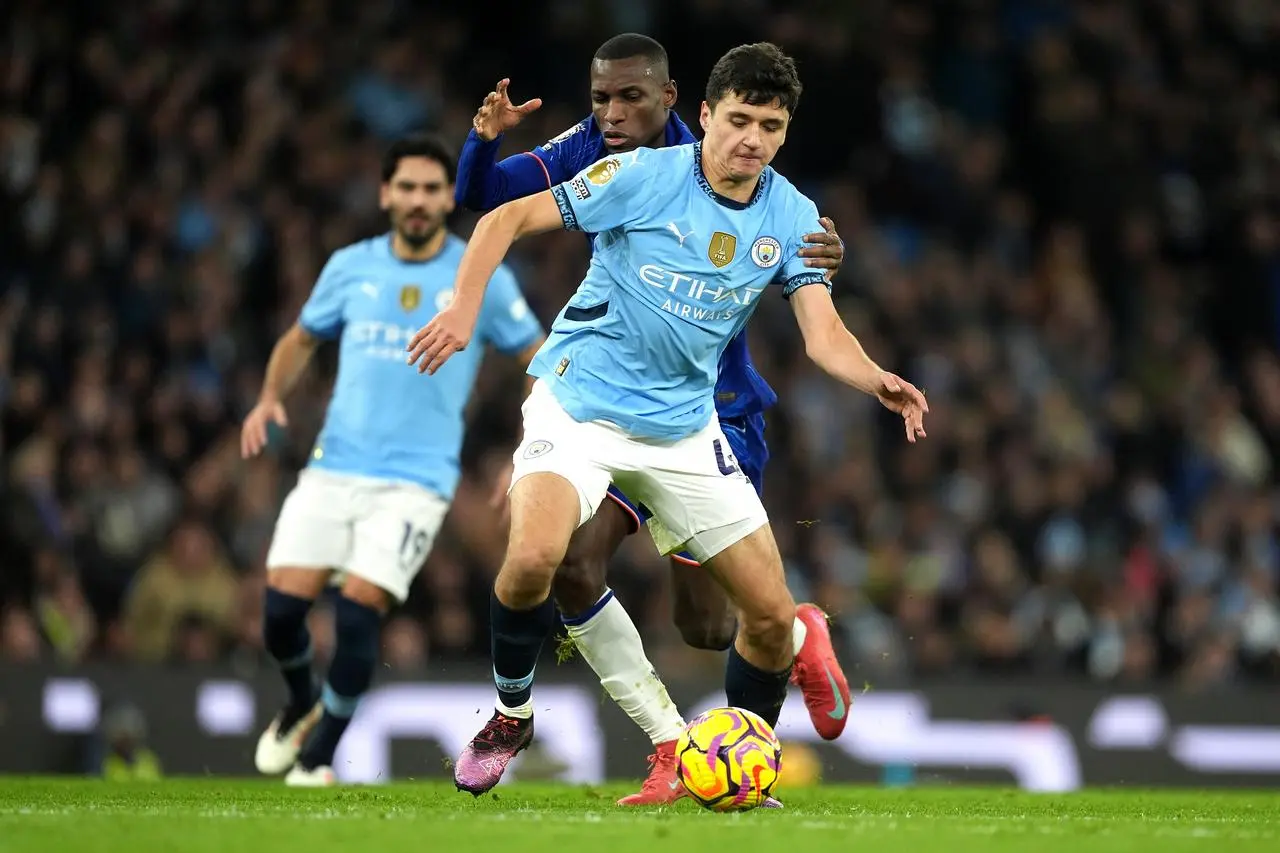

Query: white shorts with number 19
[265,468,449,603]
[511,379,769,563]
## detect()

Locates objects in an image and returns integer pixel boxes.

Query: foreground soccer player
[409,43,928,803]
[242,135,544,786]
[457,33,851,805]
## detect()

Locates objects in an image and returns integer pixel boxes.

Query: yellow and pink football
[675,707,783,812]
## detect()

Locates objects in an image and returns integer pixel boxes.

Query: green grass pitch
[1,779,1276,853]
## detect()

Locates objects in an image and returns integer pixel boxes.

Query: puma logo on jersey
[666,222,694,247]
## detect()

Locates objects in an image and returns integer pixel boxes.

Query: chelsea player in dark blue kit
[455,34,851,804]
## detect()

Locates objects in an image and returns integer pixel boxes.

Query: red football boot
[616,740,686,806]
[790,603,852,740]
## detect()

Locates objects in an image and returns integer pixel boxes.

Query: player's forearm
[456,131,550,211]
[259,324,320,404]
[806,320,883,396]
[453,203,548,313]
[455,130,504,210]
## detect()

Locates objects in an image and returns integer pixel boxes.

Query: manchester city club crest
[399,285,421,312]
[750,236,782,268]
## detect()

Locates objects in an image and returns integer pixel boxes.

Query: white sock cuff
[562,588,615,630]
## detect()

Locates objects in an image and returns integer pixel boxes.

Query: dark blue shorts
[603,413,768,566]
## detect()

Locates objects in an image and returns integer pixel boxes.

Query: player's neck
[699,148,760,204]
[391,228,447,262]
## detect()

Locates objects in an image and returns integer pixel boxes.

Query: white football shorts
[265,468,449,603]
[510,379,768,563]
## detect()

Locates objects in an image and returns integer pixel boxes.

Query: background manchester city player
[242,135,544,787]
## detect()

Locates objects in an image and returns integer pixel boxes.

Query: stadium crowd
[2,0,1279,690]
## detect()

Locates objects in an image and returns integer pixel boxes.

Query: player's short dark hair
[705,42,802,115]
[593,33,669,74]
[381,134,456,184]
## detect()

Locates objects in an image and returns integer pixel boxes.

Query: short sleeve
[478,264,544,355]
[776,196,830,300]
[299,253,348,339]
[549,150,655,234]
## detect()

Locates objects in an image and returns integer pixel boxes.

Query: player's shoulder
[762,166,813,206]
[327,235,389,268]
[540,117,593,150]
[647,142,696,165]
[612,143,693,184]
[569,146,674,200]
[761,167,820,221]
[540,117,598,162]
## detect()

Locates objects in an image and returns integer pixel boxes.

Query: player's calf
[489,473,579,715]
[670,556,737,651]
[457,473,579,795]
[702,525,797,729]
[554,501,687,805]
[255,573,326,775]
[295,581,386,776]
[725,606,795,730]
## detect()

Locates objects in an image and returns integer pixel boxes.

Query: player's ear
[699,101,711,132]
[662,79,677,109]
[379,182,391,212]
[444,188,455,216]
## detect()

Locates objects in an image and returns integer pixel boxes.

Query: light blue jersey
[300,233,543,498]
[531,142,829,440]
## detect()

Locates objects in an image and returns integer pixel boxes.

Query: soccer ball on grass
[675,706,782,811]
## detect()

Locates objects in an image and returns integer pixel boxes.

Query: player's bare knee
[707,610,739,651]
[496,540,564,608]
[267,567,330,600]
[739,604,795,658]
[552,555,607,618]
[675,610,736,651]
[340,575,392,614]
[672,589,737,650]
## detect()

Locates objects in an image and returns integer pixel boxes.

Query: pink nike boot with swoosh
[790,603,852,740]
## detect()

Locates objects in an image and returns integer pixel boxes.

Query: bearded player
[244,135,544,785]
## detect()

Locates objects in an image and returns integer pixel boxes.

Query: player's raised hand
[872,371,929,443]
[472,79,543,142]
[241,398,288,459]
[799,217,845,282]
[406,303,479,375]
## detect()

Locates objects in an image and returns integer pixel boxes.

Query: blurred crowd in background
[2,0,1280,691]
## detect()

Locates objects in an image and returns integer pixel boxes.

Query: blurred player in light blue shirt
[241,135,544,788]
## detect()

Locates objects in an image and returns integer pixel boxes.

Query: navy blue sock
[725,644,792,729]
[263,588,318,715]
[299,596,381,769]
[490,588,556,711]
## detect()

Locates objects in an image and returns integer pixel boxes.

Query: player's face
[590,57,677,151]
[380,156,454,247]
[699,94,790,182]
